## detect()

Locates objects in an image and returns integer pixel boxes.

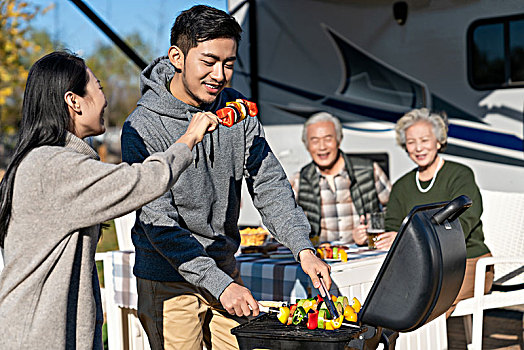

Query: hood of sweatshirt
[138,56,234,164]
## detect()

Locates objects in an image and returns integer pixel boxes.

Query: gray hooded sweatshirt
[121,57,313,300]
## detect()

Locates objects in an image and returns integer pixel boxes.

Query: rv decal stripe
[253,74,523,153]
[445,144,524,167]
[448,124,523,152]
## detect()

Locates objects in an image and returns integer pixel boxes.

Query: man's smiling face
[170,37,237,107]
[306,121,341,171]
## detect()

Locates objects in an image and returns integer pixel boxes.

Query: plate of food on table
[315,242,349,263]
[239,226,281,256]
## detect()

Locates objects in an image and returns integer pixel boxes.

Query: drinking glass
[366,212,385,250]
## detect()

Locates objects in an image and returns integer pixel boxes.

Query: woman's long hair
[0,51,88,247]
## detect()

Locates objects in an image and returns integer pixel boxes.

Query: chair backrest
[114,211,136,252]
[480,189,524,284]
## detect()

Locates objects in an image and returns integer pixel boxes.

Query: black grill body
[232,196,470,349]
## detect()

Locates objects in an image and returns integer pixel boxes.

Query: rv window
[510,19,524,83]
[468,15,524,90]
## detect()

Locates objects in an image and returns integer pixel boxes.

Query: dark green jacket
[385,160,490,259]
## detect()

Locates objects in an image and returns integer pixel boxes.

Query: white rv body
[227,0,524,224]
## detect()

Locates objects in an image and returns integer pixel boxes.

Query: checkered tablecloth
[109,246,387,309]
[109,251,138,309]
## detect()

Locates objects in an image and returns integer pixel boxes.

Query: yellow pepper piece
[326,315,344,330]
[344,305,358,322]
[350,297,362,313]
[277,306,290,324]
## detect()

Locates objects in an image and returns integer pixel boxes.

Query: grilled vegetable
[317,309,328,329]
[292,306,307,325]
[216,99,257,127]
[307,310,319,330]
[350,297,362,313]
[326,315,344,330]
[287,304,297,325]
[277,306,290,324]
[344,305,358,322]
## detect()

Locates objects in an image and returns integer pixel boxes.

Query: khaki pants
[136,278,245,350]
[446,252,495,318]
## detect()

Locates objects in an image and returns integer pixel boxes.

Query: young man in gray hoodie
[121,5,331,349]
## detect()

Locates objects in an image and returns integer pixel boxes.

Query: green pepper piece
[292,306,307,325]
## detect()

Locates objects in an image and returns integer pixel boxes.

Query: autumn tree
[85,33,152,128]
[0,0,51,133]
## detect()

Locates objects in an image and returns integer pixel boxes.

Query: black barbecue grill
[232,195,471,350]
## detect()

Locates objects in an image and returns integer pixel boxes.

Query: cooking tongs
[317,274,339,319]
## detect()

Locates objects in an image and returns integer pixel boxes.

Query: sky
[29,0,227,58]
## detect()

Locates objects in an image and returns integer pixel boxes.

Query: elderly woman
[380,108,493,317]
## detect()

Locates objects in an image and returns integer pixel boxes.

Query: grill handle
[431,195,472,225]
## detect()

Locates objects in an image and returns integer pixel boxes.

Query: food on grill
[239,227,268,246]
[344,305,358,322]
[317,309,328,329]
[277,306,290,324]
[292,306,307,325]
[337,296,349,309]
[275,295,361,330]
[350,297,362,313]
[306,309,319,329]
[287,304,297,325]
[216,99,258,127]
[325,315,344,330]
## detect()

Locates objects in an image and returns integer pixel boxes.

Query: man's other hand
[219,282,259,317]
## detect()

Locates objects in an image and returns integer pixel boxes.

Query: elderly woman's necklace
[416,157,443,193]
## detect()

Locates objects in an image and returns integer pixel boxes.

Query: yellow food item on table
[338,249,348,262]
[239,227,268,246]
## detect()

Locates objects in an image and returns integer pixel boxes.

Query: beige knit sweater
[0,133,192,349]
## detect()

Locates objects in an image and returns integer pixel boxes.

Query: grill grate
[232,313,364,342]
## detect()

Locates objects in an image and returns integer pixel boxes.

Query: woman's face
[72,68,107,138]
[405,121,441,169]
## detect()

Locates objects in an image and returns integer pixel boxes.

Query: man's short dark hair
[170,5,242,56]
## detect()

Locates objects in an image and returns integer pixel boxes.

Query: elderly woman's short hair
[395,108,448,151]
[302,112,343,146]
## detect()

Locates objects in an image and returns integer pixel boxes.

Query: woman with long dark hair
[0,51,218,349]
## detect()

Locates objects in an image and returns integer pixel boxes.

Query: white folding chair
[450,189,524,350]
[114,211,136,252]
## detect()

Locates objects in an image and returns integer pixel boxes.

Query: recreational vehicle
[228,0,523,221]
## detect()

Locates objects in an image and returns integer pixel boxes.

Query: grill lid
[360,195,470,332]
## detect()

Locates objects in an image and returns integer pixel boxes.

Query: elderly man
[291,112,392,245]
